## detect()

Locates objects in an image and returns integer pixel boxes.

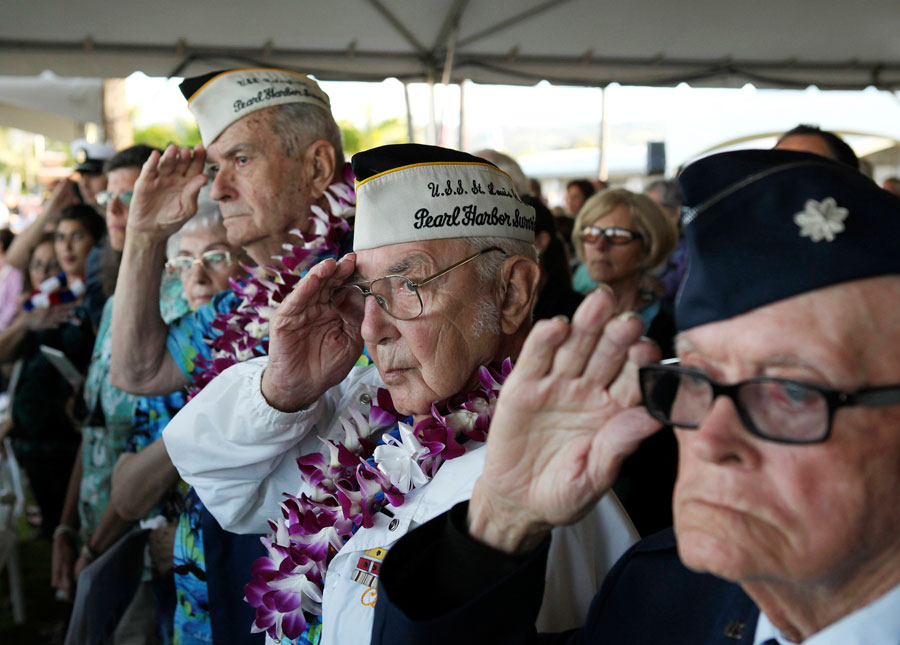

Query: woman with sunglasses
[573,189,678,355]
[572,188,680,537]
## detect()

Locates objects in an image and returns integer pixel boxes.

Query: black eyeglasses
[330,247,505,325]
[638,361,900,444]
[578,226,643,245]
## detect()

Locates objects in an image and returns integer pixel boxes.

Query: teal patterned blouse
[79,272,190,542]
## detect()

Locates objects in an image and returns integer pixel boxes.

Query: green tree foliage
[133,120,201,149]
[0,127,13,175]
[339,118,408,156]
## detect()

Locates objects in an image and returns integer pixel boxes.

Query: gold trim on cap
[355,161,511,190]
[186,67,317,103]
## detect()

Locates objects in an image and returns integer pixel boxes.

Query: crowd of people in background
[0,63,896,645]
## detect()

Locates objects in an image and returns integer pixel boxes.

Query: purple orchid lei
[244,358,514,642]
[189,163,356,396]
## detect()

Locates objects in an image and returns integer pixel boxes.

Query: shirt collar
[753,579,900,644]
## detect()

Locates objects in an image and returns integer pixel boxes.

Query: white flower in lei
[793,197,848,242]
[373,423,429,493]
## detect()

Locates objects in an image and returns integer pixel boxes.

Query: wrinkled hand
[261,255,364,411]
[469,288,663,554]
[128,144,208,241]
[51,534,76,600]
[23,303,76,331]
[148,522,176,577]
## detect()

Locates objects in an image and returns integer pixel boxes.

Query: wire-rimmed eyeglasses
[638,360,900,444]
[330,246,505,325]
[165,249,234,275]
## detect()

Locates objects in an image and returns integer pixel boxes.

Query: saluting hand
[469,287,663,554]
[44,180,80,220]
[127,144,208,241]
[261,254,364,412]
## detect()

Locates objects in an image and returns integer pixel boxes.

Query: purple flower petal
[244,578,269,607]
[250,556,279,579]
[280,609,308,640]
[271,590,301,613]
[368,404,398,427]
[252,606,276,633]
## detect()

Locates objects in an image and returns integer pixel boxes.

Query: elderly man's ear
[303,140,338,198]
[498,256,541,334]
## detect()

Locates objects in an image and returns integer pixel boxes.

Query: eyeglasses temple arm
[844,386,900,408]
[414,247,506,289]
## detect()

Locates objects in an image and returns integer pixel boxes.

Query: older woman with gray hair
[163,196,245,310]
[164,144,639,645]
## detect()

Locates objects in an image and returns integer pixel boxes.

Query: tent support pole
[427,71,437,145]
[437,26,458,146]
[597,85,608,182]
[403,82,414,143]
[459,80,466,150]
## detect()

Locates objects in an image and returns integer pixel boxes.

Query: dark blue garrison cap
[675,149,900,331]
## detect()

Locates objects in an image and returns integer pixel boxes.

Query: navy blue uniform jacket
[372,501,760,644]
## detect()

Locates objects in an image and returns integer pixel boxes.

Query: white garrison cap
[179,68,331,147]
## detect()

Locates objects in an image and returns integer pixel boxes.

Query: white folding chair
[0,436,26,624]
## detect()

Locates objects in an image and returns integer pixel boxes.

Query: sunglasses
[578,226,643,245]
[96,190,134,206]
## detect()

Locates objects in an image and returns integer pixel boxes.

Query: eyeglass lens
[30,259,60,272]
[168,251,232,274]
[97,190,133,206]
[332,276,423,325]
[641,367,829,443]
[581,226,638,245]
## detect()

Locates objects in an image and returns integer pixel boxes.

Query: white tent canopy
[0,72,102,140]
[4,0,900,89]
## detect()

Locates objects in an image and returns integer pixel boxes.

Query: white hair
[459,236,539,336]
[470,295,501,338]
[473,149,530,197]
[461,236,538,284]
[269,102,344,162]
[166,188,227,259]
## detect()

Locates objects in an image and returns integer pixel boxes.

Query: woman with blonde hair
[573,188,678,356]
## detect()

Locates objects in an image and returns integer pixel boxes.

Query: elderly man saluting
[370,148,900,644]
[107,68,353,644]
[111,67,352,395]
[164,145,638,644]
